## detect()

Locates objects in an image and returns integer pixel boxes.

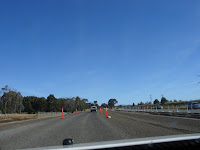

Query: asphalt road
[0,110,200,150]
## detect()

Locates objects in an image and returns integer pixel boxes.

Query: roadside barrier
[119,104,200,115]
[106,107,108,118]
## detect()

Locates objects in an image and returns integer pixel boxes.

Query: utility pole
[150,94,152,105]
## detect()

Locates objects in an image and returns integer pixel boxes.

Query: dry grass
[0,113,38,123]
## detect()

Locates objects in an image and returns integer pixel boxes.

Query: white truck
[90,106,97,112]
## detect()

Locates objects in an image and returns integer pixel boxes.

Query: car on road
[154,105,163,109]
[187,102,200,109]
[90,106,97,112]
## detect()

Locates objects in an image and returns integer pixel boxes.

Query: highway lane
[0,111,200,150]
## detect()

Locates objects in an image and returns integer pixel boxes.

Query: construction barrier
[62,108,64,119]
[106,107,108,118]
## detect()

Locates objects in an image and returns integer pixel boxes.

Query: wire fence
[37,112,68,118]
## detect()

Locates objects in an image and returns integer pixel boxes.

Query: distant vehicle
[187,102,200,109]
[90,106,97,112]
[154,105,163,109]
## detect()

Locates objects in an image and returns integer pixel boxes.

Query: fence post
[168,105,170,112]
[186,104,189,113]
[176,105,179,112]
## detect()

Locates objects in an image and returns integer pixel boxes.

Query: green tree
[82,99,88,109]
[145,101,151,104]
[138,101,144,105]
[75,96,83,110]
[94,101,98,106]
[161,97,168,105]
[63,98,75,112]
[132,103,135,107]
[101,103,108,108]
[47,94,56,112]
[154,99,159,104]
[86,102,92,108]
[23,97,34,114]
[16,92,24,113]
[108,99,118,109]
[118,105,122,108]
[37,97,47,111]
[1,90,24,113]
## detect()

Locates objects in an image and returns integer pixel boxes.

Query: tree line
[134,96,184,106]
[0,85,93,114]
[0,85,118,114]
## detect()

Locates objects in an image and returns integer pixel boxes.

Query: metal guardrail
[117,105,200,114]
[116,106,200,119]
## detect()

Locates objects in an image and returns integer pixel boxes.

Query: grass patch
[0,113,38,123]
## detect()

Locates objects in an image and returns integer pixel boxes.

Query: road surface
[0,110,200,150]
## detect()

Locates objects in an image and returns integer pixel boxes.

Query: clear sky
[0,0,200,105]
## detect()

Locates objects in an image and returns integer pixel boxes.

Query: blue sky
[0,0,200,105]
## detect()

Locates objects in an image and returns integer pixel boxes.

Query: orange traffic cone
[106,107,108,118]
[62,108,64,119]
